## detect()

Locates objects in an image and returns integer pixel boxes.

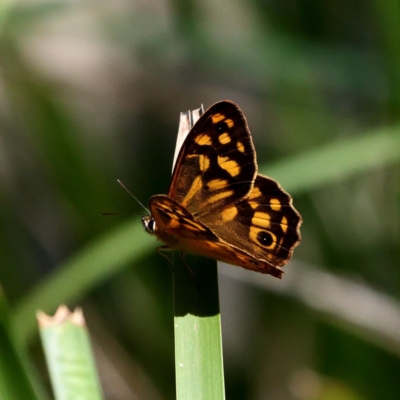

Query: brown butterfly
[142,101,302,278]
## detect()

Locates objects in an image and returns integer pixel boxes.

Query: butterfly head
[142,215,157,234]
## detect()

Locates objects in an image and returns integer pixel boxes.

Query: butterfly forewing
[149,194,286,278]
[149,194,218,243]
[168,101,257,218]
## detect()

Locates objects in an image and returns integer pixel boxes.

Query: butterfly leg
[179,252,201,289]
[156,247,200,288]
[156,246,175,270]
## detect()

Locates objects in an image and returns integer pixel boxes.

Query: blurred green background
[1,1,400,399]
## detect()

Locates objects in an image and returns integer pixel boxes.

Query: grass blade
[174,262,225,399]
[172,108,225,399]
[38,306,104,400]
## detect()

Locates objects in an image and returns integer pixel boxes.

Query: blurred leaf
[0,0,10,34]
[14,220,152,344]
[0,289,48,400]
[262,126,400,194]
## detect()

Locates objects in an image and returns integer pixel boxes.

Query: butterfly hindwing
[199,174,302,271]
[168,101,257,217]
[249,175,302,266]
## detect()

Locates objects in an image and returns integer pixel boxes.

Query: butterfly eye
[142,216,157,233]
[257,231,273,247]
[148,219,156,232]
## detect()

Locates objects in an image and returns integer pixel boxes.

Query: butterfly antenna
[117,179,150,214]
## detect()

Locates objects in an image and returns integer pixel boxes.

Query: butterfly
[142,101,302,278]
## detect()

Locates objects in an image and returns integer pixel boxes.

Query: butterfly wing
[146,101,301,278]
[148,194,219,245]
[199,174,302,271]
[168,101,257,217]
[149,193,286,278]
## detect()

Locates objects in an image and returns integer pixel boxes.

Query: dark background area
[1,1,400,399]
